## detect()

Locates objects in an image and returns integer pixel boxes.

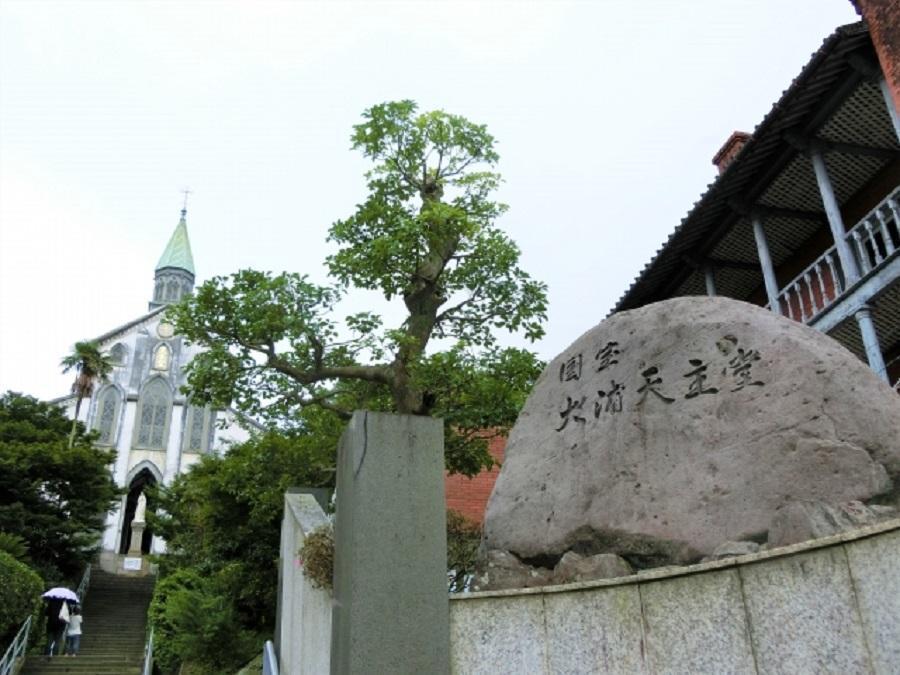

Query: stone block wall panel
[447,520,900,674]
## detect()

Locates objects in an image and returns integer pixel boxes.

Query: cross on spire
[181,187,192,216]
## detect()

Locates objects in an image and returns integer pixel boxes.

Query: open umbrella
[42,587,79,603]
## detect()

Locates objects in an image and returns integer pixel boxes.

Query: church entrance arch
[118,467,158,555]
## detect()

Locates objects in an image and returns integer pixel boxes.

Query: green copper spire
[155,208,195,275]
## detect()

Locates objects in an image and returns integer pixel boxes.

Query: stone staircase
[22,570,155,675]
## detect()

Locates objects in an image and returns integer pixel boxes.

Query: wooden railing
[776,187,900,323]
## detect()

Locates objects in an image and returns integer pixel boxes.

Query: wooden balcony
[774,186,900,327]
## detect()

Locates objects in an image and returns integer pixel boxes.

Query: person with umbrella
[41,587,78,657]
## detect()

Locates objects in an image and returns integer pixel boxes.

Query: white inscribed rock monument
[483,296,900,575]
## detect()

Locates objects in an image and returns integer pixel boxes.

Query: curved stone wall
[450,519,900,674]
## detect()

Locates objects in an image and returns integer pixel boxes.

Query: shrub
[299,525,334,590]
[0,532,29,562]
[149,567,261,675]
[447,510,482,592]
[0,550,43,645]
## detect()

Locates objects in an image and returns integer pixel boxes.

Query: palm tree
[61,341,113,447]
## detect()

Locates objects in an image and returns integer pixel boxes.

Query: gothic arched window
[183,405,213,453]
[152,344,171,371]
[110,343,127,366]
[94,387,120,445]
[136,379,171,449]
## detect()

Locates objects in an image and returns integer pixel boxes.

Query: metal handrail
[262,640,279,675]
[75,563,91,604]
[0,615,32,675]
[141,626,154,675]
[61,563,92,650]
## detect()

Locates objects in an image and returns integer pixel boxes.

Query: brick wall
[853,0,900,112]
[444,435,506,524]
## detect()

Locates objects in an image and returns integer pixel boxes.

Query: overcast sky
[0,0,860,400]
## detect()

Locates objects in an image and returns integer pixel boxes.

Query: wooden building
[613,19,900,389]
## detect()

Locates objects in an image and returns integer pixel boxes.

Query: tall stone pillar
[331,411,449,675]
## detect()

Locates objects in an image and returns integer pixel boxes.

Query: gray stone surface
[740,546,871,674]
[845,528,900,674]
[551,551,633,584]
[485,296,900,560]
[447,521,900,675]
[450,595,546,675]
[709,540,760,560]
[641,568,756,674]
[472,549,553,591]
[768,499,893,548]
[330,412,449,675]
[544,585,648,674]
[277,493,332,675]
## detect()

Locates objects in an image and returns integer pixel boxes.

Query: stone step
[21,656,143,675]
[20,570,157,675]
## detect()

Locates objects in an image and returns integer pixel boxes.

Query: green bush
[149,567,262,675]
[447,510,482,593]
[0,532,29,562]
[0,550,43,645]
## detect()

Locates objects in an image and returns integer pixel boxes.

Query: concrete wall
[277,492,332,675]
[449,519,900,674]
[277,491,899,674]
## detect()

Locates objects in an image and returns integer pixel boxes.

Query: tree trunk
[68,395,83,448]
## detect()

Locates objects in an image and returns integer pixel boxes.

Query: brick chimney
[712,131,752,175]
[851,0,900,116]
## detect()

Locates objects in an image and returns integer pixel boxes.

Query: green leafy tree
[60,341,113,447]
[0,392,120,581]
[170,100,547,474]
[148,430,334,673]
[148,568,260,675]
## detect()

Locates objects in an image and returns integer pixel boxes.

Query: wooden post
[810,148,860,284]
[751,215,781,311]
[703,265,717,296]
[854,305,889,382]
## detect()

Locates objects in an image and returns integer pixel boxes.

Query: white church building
[56,206,254,573]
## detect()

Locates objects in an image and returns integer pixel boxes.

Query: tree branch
[435,287,482,324]
[440,154,478,179]
[267,355,391,387]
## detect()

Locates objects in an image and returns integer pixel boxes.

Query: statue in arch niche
[134,492,147,523]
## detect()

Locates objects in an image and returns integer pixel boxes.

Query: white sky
[0,0,860,400]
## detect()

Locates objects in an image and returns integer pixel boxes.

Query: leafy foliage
[60,341,112,447]
[0,532,29,562]
[148,431,333,672]
[0,549,44,646]
[169,100,547,475]
[0,392,120,582]
[446,510,482,593]
[148,567,261,675]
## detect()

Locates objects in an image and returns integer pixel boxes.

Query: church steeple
[150,206,196,310]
